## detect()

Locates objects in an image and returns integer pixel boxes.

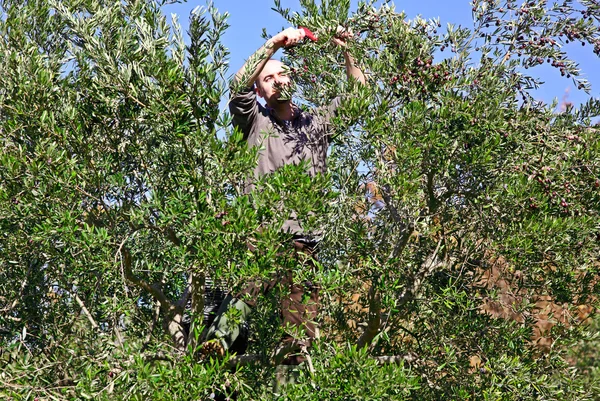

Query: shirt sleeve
[229,88,258,140]
[315,96,343,143]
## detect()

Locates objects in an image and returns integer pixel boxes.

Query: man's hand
[271,27,306,49]
[332,26,354,48]
[332,26,366,85]
[232,27,306,91]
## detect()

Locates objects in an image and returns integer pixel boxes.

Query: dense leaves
[1,0,599,399]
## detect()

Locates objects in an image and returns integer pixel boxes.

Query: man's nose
[274,75,288,85]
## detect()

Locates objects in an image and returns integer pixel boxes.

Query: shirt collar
[267,104,302,127]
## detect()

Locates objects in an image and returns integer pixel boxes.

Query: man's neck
[269,101,295,122]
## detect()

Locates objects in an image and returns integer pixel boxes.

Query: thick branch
[379,185,414,259]
[122,247,171,309]
[74,293,99,330]
[426,170,438,214]
[188,272,205,319]
[357,277,382,349]
[187,271,206,351]
[396,237,445,309]
[379,184,403,224]
[145,222,182,247]
[121,247,187,350]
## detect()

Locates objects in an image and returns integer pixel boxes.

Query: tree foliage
[1,0,599,399]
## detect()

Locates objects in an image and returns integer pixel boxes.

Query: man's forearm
[343,52,366,85]
[231,39,279,92]
[231,27,306,93]
[332,27,366,85]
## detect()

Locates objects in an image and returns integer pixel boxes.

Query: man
[202,27,365,363]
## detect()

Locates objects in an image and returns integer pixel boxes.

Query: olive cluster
[388,56,451,98]
[517,131,595,216]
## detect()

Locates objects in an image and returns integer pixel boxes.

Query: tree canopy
[1,0,599,399]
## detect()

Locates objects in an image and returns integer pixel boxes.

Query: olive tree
[1,0,599,399]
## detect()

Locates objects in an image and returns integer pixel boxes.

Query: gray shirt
[229,88,341,233]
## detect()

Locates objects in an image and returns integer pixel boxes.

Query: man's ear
[254,84,264,99]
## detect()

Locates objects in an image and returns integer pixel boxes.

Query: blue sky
[164,0,599,110]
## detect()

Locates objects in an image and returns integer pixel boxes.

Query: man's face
[256,60,294,106]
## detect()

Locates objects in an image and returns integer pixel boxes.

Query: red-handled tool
[299,26,318,42]
[284,26,318,45]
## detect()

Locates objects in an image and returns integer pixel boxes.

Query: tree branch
[144,222,182,247]
[121,247,171,309]
[74,293,99,330]
[426,170,438,214]
[379,184,414,259]
[119,246,187,351]
[396,237,445,309]
[357,275,382,349]
[187,271,205,351]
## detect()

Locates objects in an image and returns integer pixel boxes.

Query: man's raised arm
[342,52,366,85]
[333,29,366,85]
[231,27,306,92]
